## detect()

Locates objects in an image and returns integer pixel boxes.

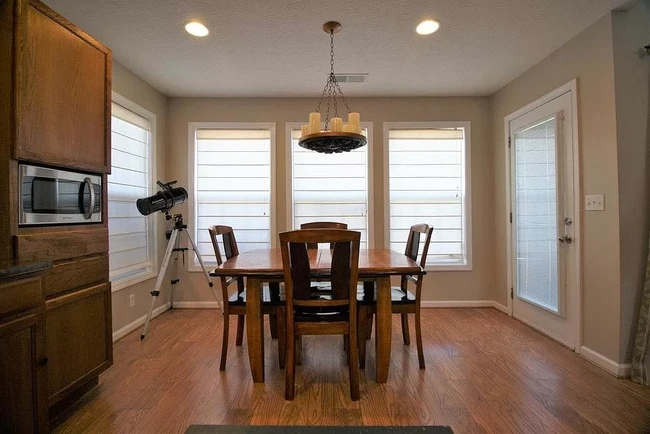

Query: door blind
[388,127,467,266]
[290,129,368,249]
[108,102,153,281]
[194,128,272,264]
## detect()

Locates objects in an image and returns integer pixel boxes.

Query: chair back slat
[289,242,312,300]
[300,221,348,249]
[330,240,351,300]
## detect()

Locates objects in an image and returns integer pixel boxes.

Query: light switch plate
[585,194,605,211]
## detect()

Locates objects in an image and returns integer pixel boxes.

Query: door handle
[559,217,573,244]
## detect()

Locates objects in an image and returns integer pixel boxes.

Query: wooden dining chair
[358,223,433,369]
[279,229,361,401]
[208,225,285,371]
[300,221,348,249]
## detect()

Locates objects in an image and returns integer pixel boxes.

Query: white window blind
[108,102,154,283]
[193,128,272,265]
[290,128,369,249]
[387,126,470,267]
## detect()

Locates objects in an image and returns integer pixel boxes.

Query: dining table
[210,248,423,384]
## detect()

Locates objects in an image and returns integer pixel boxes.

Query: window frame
[188,122,277,271]
[383,121,472,271]
[109,92,158,291]
[285,121,374,248]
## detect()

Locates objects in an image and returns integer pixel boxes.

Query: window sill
[189,265,217,273]
[111,270,158,292]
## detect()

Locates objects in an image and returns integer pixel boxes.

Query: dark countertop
[0,260,51,280]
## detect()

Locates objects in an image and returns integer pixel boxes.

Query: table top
[210,248,422,278]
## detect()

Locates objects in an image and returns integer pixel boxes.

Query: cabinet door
[45,283,112,404]
[0,313,48,434]
[14,1,111,173]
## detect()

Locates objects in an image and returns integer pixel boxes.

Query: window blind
[388,127,467,266]
[290,128,368,249]
[108,102,153,281]
[194,128,272,265]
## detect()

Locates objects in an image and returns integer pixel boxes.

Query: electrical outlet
[129,293,135,308]
[585,194,605,211]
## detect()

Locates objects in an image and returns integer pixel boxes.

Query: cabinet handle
[39,357,48,366]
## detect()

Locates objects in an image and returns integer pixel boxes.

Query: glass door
[509,90,578,349]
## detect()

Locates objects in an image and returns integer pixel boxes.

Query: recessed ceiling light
[185,21,209,37]
[416,19,440,35]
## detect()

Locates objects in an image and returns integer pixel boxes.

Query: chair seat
[228,285,285,306]
[357,286,416,305]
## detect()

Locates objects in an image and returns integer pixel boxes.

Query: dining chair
[279,229,361,401]
[358,223,433,369]
[300,221,348,249]
[208,225,286,371]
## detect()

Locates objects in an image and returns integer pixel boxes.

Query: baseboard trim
[580,346,631,378]
[172,301,222,309]
[112,302,170,342]
[421,300,506,311]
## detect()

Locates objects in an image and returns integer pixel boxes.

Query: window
[190,124,274,267]
[385,122,471,269]
[288,125,371,249]
[108,99,156,288]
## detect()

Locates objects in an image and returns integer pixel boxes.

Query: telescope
[136,180,188,216]
[137,180,219,339]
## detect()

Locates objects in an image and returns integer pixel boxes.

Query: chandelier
[298,21,367,154]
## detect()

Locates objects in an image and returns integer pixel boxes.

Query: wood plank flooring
[54,308,650,433]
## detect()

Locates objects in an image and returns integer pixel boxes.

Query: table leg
[246,277,264,382]
[375,276,392,383]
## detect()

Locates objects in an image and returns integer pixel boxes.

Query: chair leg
[366,313,373,340]
[296,336,303,366]
[415,308,425,369]
[219,313,229,371]
[357,305,368,369]
[277,308,286,369]
[235,315,245,346]
[348,329,360,401]
[270,313,279,339]
[401,313,411,345]
[343,335,349,352]
[285,329,295,400]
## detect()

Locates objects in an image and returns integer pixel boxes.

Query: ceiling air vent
[333,73,369,83]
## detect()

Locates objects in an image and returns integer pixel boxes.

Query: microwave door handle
[83,177,95,220]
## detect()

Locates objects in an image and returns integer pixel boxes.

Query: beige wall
[166,97,494,304]
[612,2,650,362]
[111,61,170,336]
[491,14,623,361]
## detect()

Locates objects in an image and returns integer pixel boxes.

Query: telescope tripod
[140,213,220,340]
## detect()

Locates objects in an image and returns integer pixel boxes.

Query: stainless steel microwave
[19,164,102,225]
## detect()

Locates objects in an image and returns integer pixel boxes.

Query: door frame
[503,79,582,351]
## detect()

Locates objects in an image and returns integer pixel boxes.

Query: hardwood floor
[54,308,650,433]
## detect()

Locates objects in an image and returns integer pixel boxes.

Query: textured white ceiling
[44,0,630,97]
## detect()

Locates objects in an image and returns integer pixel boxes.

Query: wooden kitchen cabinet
[0,314,48,434]
[13,0,111,174]
[45,282,112,405]
[0,270,49,433]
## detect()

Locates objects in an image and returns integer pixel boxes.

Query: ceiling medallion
[298,21,367,154]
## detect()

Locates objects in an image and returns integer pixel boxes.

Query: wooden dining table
[210,248,423,384]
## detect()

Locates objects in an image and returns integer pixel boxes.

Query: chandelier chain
[315,29,351,127]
